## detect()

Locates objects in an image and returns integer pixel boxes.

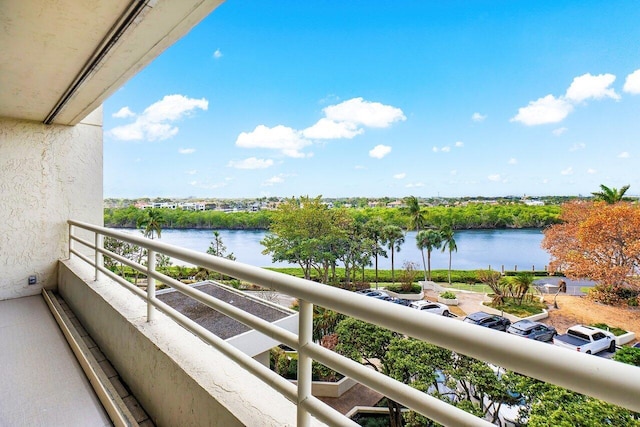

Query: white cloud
[323,97,406,128]
[561,167,573,175]
[236,125,311,158]
[455,141,464,147]
[488,174,501,182]
[405,182,425,188]
[569,143,586,151]
[623,69,640,94]
[508,158,517,165]
[450,169,457,175]
[471,112,487,122]
[369,144,392,159]
[587,168,597,174]
[110,95,208,141]
[618,151,630,158]
[262,174,286,186]
[179,148,195,154]
[185,170,197,175]
[213,49,222,59]
[190,180,228,190]
[227,157,274,169]
[433,145,450,153]
[511,95,573,126]
[565,73,620,103]
[552,127,568,136]
[393,173,406,179]
[302,118,363,139]
[112,107,135,118]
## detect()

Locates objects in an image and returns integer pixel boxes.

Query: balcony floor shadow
[0,294,112,426]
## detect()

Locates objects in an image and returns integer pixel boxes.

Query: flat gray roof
[157,282,293,340]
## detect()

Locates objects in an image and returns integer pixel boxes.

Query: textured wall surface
[0,109,103,300]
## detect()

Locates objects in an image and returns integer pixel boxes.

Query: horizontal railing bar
[300,341,493,427]
[69,220,640,414]
[146,272,301,350]
[84,249,350,425]
[137,284,353,427]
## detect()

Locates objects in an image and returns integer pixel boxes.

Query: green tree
[261,196,337,281]
[364,218,388,288]
[512,375,640,427]
[383,225,405,285]
[613,346,640,367]
[336,318,402,426]
[403,196,426,231]
[440,226,457,285]
[137,208,165,239]
[416,229,443,281]
[591,184,631,204]
[207,230,236,260]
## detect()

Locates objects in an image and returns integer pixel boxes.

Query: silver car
[507,319,557,342]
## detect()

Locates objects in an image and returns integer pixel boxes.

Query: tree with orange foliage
[542,200,640,302]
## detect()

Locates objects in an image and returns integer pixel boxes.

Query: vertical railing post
[147,248,156,322]
[68,223,73,259]
[297,300,313,427]
[94,233,103,281]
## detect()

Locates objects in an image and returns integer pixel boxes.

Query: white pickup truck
[553,325,616,354]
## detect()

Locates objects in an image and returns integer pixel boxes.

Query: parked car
[553,324,616,354]
[409,300,450,316]
[507,319,557,342]
[355,289,392,300]
[463,311,511,331]
[389,298,411,306]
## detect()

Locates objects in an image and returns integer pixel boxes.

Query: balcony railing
[68,220,640,426]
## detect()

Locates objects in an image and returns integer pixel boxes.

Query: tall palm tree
[383,225,405,285]
[365,218,388,288]
[404,196,429,280]
[440,226,457,285]
[416,229,443,281]
[403,195,426,231]
[138,208,165,239]
[591,184,630,204]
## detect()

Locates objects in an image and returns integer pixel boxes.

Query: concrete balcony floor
[0,295,112,426]
[0,294,153,427]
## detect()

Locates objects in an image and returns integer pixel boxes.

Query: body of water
[112,228,550,271]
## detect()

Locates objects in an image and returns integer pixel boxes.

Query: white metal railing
[68,220,640,426]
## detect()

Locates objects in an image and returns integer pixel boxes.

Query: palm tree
[383,225,405,285]
[416,229,443,281]
[138,208,165,239]
[364,218,388,288]
[440,225,457,285]
[591,184,630,204]
[403,195,425,231]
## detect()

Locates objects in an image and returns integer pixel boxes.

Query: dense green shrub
[613,347,640,366]
[439,291,457,299]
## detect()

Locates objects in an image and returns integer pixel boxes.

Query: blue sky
[104,1,640,199]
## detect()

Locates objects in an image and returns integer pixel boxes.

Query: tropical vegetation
[542,185,640,305]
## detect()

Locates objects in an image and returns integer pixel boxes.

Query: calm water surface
[112,228,550,271]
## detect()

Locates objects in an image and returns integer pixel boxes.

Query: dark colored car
[390,298,411,306]
[463,311,511,331]
[355,289,392,300]
[507,319,557,342]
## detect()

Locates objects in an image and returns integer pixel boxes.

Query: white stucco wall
[0,109,103,300]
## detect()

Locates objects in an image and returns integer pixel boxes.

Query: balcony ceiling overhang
[0,0,224,126]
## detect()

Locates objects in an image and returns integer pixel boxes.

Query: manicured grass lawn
[441,283,492,294]
[486,299,546,317]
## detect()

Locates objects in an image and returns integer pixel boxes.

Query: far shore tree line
[104,202,561,231]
